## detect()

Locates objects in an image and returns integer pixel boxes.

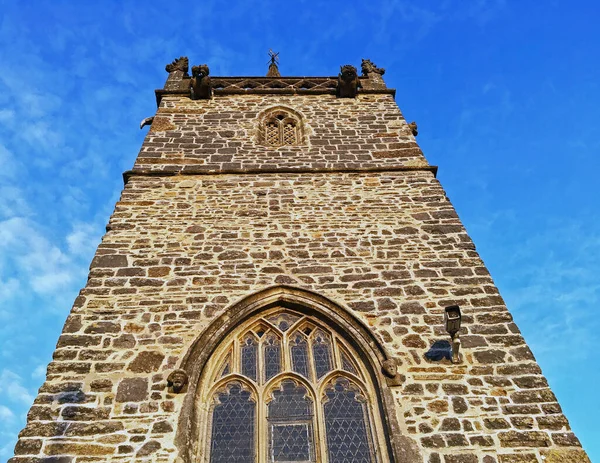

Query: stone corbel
[382,358,405,387]
[167,369,189,393]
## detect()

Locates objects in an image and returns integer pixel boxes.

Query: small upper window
[260,108,303,147]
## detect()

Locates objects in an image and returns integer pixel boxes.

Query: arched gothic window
[197,307,390,463]
[260,109,303,147]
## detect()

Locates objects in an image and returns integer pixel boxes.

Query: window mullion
[258,386,266,463]
[233,338,239,374]
[282,331,290,372]
[314,385,329,463]
[278,121,284,146]
[307,333,317,384]
[257,334,265,463]
[332,337,341,370]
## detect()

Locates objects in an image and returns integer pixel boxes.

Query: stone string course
[10,86,589,463]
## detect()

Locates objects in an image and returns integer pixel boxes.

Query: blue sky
[0,0,598,459]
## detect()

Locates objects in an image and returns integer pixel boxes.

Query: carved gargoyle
[190,64,212,100]
[165,56,189,76]
[382,358,404,387]
[336,65,360,98]
[361,59,385,77]
[408,121,418,136]
[167,369,189,393]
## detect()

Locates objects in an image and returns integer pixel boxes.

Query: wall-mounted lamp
[444,305,462,363]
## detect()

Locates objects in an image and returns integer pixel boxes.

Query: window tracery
[260,109,303,147]
[198,308,387,463]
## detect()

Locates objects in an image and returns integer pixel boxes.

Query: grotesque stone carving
[336,65,360,98]
[167,369,189,393]
[139,116,154,130]
[190,64,213,100]
[382,358,404,387]
[361,59,385,76]
[165,56,189,75]
[408,121,418,136]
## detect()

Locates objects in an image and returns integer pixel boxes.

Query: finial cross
[268,49,280,66]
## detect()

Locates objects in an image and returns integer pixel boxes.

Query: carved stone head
[408,121,418,137]
[192,64,210,78]
[382,359,398,378]
[167,369,189,393]
[382,358,404,387]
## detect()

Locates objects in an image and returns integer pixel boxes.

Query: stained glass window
[220,354,231,377]
[264,334,281,382]
[340,350,358,376]
[268,380,314,462]
[204,309,386,463]
[241,336,258,382]
[266,312,300,332]
[290,333,310,380]
[324,378,373,463]
[312,330,333,379]
[210,382,256,463]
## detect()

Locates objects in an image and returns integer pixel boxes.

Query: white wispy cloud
[0,405,15,422]
[0,370,34,407]
[31,365,46,380]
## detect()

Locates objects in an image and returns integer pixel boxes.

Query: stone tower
[10,57,589,463]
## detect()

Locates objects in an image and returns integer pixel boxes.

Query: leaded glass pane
[324,378,373,463]
[340,350,358,376]
[220,354,231,378]
[241,336,258,382]
[264,334,281,381]
[312,331,333,379]
[266,312,300,332]
[268,380,314,462]
[210,382,256,463]
[290,334,310,380]
[222,363,230,376]
[271,424,310,461]
[269,381,313,419]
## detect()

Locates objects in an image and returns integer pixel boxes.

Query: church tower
[10,56,589,463]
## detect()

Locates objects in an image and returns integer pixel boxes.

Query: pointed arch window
[260,109,303,147]
[198,308,388,463]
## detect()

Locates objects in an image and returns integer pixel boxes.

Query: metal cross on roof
[268,49,280,66]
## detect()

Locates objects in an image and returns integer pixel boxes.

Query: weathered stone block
[127,351,165,373]
[83,322,120,334]
[44,442,115,456]
[115,378,148,402]
[137,440,161,456]
[498,431,551,448]
[484,418,511,430]
[60,406,110,421]
[90,254,128,268]
[498,454,538,463]
[444,454,478,463]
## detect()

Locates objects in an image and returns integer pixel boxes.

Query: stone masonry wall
[134,94,429,173]
[10,91,589,463]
